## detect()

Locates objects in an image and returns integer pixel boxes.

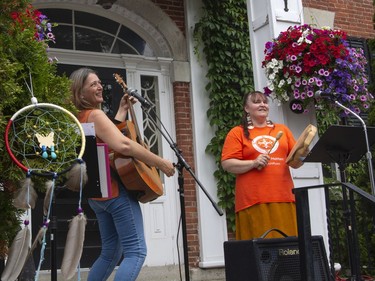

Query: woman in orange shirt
[221,91,300,240]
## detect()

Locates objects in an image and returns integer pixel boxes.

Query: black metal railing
[293,182,375,281]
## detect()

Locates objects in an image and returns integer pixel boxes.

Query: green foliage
[0,1,73,255]
[194,0,254,231]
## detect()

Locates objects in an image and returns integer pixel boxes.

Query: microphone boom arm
[335,100,375,195]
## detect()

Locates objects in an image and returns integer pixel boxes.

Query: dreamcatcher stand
[3,97,87,281]
[50,187,59,281]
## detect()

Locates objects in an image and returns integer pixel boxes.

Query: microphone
[315,91,341,99]
[126,88,151,108]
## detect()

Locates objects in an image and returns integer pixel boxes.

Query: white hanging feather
[28,226,47,258]
[65,161,88,192]
[13,177,37,210]
[1,227,30,281]
[43,180,54,216]
[61,213,87,280]
[20,226,47,275]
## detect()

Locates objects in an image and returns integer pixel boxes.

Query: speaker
[224,235,330,281]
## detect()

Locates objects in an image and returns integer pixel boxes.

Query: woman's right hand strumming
[158,159,175,177]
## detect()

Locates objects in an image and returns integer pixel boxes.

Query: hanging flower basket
[262,24,373,115]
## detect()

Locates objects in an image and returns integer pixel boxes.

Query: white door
[128,72,180,266]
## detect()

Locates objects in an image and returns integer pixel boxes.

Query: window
[40,8,155,56]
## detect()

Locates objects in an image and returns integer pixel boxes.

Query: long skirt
[235,202,298,240]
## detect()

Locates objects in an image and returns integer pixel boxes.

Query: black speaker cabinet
[224,235,330,281]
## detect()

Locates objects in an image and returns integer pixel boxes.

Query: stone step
[32,266,225,281]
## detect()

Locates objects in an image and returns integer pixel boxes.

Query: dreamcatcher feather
[61,212,87,280]
[43,180,53,216]
[29,226,46,257]
[61,163,87,280]
[65,159,88,192]
[4,88,88,280]
[1,227,30,281]
[12,175,38,210]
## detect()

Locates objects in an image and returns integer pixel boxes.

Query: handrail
[341,182,375,203]
[293,182,375,281]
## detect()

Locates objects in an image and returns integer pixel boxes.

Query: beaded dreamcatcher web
[5,99,86,175]
[2,80,88,281]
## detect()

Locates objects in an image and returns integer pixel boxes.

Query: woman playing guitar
[70,67,175,281]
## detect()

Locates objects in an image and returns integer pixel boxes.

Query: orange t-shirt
[78,109,119,200]
[221,124,296,213]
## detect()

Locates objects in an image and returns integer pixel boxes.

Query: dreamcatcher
[2,79,88,281]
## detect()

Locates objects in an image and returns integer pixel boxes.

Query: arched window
[40,8,155,56]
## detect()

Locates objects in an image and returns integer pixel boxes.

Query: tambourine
[286,124,317,168]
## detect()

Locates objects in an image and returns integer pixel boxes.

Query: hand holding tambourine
[286,124,317,169]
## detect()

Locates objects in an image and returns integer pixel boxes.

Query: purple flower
[294,90,300,98]
[264,87,272,96]
[265,41,274,54]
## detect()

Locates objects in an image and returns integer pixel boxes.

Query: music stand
[304,125,375,168]
[300,125,375,280]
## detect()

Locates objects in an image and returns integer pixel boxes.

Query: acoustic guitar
[113,73,163,203]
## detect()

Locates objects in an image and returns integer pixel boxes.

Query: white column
[185,0,228,268]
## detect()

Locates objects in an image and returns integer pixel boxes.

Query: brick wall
[150,0,186,34]
[303,0,375,38]
[172,81,200,267]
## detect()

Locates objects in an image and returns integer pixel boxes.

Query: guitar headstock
[113,73,127,91]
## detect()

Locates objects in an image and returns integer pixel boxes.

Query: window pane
[118,26,148,55]
[37,8,156,56]
[141,76,159,156]
[75,11,119,34]
[39,8,72,24]
[112,40,138,55]
[52,25,73,50]
[75,27,115,53]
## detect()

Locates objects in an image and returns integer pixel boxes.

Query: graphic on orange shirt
[252,135,279,154]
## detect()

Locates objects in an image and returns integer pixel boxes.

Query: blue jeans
[87,186,147,281]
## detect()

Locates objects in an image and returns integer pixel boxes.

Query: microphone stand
[137,99,223,281]
[335,100,375,196]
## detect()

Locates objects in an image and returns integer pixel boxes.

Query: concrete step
[34,265,225,281]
